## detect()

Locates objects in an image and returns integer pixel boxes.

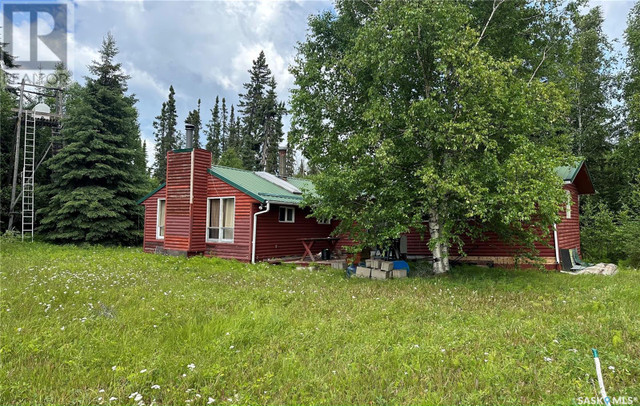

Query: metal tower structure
[7,79,65,241]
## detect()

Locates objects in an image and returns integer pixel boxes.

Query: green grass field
[1,240,639,405]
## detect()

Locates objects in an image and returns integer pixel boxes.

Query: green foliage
[581,198,640,267]
[153,86,179,181]
[238,51,285,171]
[290,1,569,266]
[2,242,639,404]
[185,99,202,149]
[205,96,222,164]
[217,148,244,169]
[38,34,146,245]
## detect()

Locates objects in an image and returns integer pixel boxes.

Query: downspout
[251,201,270,264]
[553,223,560,267]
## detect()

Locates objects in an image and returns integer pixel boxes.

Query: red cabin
[138,147,594,270]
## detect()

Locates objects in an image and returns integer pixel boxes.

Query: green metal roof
[208,166,308,205]
[555,160,585,182]
[137,182,166,205]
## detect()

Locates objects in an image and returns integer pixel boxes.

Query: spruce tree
[185,98,202,148]
[221,97,228,153]
[39,33,146,244]
[153,101,168,180]
[238,51,285,171]
[205,96,222,163]
[227,104,238,151]
[238,51,271,170]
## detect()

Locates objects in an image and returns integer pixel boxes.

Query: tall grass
[1,240,638,404]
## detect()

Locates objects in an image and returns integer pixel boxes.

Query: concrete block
[365,259,374,268]
[371,259,382,269]
[392,269,407,279]
[380,261,394,271]
[370,269,389,280]
[331,260,347,270]
[356,266,371,278]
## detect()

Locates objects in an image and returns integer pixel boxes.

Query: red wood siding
[141,186,166,253]
[190,150,212,252]
[204,176,259,262]
[164,151,192,251]
[557,184,581,255]
[163,149,212,254]
[254,205,335,261]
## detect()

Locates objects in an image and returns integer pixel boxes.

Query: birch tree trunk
[429,208,449,274]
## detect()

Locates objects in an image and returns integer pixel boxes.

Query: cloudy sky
[4,0,636,167]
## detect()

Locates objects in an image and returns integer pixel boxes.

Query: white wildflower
[544,357,553,362]
[109,397,118,401]
[207,397,215,404]
[140,369,147,373]
[111,365,117,371]
[569,348,578,353]
[60,326,65,331]
[553,339,559,344]
[608,366,615,371]
[229,346,234,349]
[17,327,22,332]
[187,363,196,370]
[151,384,160,389]
[99,389,105,393]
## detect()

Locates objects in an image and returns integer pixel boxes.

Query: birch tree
[290,0,569,273]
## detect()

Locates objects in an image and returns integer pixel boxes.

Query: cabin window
[156,199,166,239]
[279,206,295,223]
[566,190,572,219]
[317,217,331,225]
[207,197,235,242]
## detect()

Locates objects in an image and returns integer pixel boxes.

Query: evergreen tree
[227,104,239,151]
[185,98,202,148]
[218,148,244,169]
[39,33,145,244]
[205,96,222,163]
[238,51,285,171]
[153,86,180,180]
[165,86,179,147]
[285,144,296,177]
[221,97,228,153]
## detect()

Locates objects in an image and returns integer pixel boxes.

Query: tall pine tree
[205,96,222,163]
[39,33,146,244]
[153,86,179,180]
[238,51,286,171]
[185,98,202,149]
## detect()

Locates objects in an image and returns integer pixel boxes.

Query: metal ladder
[51,121,63,154]
[22,112,36,242]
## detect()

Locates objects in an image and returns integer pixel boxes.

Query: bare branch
[528,45,549,85]
[475,0,506,48]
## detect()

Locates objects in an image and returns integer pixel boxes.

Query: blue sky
[3,0,636,167]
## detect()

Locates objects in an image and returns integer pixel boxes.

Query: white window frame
[279,206,295,223]
[206,197,235,243]
[566,190,572,219]
[317,217,331,225]
[156,198,166,240]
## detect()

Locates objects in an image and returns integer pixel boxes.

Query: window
[317,217,331,225]
[156,199,166,239]
[566,190,572,219]
[207,197,235,242]
[279,206,295,223]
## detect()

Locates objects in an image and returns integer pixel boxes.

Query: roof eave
[137,182,166,205]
